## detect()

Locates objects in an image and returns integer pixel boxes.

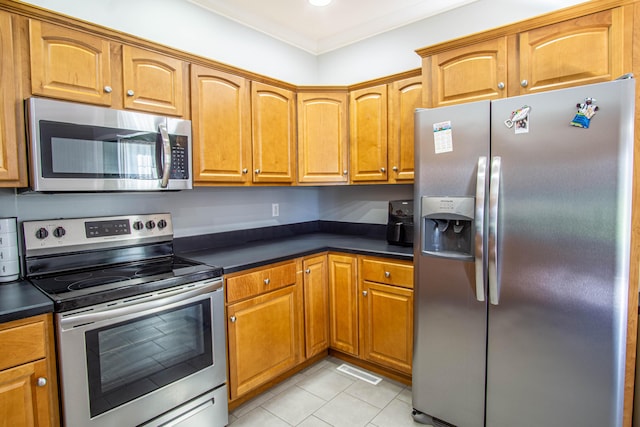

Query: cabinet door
[227,285,301,399]
[518,9,629,95]
[191,65,251,184]
[0,12,25,186]
[297,92,348,184]
[427,37,507,107]
[303,254,329,358]
[29,20,112,106]
[388,76,421,183]
[122,45,186,116]
[328,254,358,356]
[0,359,53,427]
[349,84,388,182]
[251,82,296,183]
[360,282,413,374]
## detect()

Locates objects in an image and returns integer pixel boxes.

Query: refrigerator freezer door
[486,78,635,427]
[413,101,490,427]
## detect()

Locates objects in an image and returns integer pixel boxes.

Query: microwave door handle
[159,123,171,188]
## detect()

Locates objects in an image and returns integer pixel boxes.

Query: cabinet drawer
[360,258,413,289]
[226,261,297,303]
[0,318,46,370]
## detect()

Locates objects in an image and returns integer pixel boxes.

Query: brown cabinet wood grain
[297,92,348,184]
[302,254,330,358]
[0,314,60,427]
[191,65,251,184]
[0,11,26,187]
[387,75,421,183]
[251,82,296,183]
[328,253,359,356]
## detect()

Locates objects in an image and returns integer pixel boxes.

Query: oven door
[56,278,226,427]
[27,97,192,192]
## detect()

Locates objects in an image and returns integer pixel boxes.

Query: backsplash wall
[0,185,413,238]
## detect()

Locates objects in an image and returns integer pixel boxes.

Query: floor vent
[336,364,382,385]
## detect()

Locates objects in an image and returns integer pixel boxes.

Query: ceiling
[186,0,479,55]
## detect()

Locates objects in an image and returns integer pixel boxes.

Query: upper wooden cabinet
[425,37,507,107]
[388,75,421,183]
[251,82,296,184]
[516,8,629,94]
[421,7,631,107]
[349,75,421,183]
[191,65,251,184]
[297,92,348,184]
[28,20,113,106]
[28,20,187,116]
[0,11,26,187]
[349,84,388,183]
[121,45,186,116]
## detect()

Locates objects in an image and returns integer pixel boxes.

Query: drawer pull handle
[37,377,47,387]
[264,278,270,285]
[384,271,391,278]
[230,316,237,323]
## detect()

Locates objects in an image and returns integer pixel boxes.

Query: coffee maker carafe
[386,200,414,246]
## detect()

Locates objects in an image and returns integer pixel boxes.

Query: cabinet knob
[305,268,311,274]
[37,377,47,387]
[255,169,261,174]
[520,80,528,88]
[384,271,391,278]
[264,278,270,285]
[104,86,113,93]
[380,167,386,173]
[229,315,237,323]
[392,166,398,172]
[127,89,135,96]
[242,168,248,174]
[343,170,348,175]
[362,290,368,297]
[497,82,505,90]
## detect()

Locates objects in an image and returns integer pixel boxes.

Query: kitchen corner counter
[179,233,414,274]
[0,279,54,323]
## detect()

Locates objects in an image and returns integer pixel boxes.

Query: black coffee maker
[386,200,414,246]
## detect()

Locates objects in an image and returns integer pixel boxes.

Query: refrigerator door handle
[488,156,501,305]
[474,156,487,302]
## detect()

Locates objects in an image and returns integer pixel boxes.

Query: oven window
[86,300,213,417]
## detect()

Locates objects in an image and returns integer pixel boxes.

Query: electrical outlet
[272,203,279,217]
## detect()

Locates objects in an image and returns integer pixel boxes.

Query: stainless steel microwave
[26,97,192,192]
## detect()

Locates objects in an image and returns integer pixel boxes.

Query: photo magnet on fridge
[504,105,530,133]
[570,97,598,128]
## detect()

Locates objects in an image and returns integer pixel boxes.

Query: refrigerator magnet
[433,121,453,154]
[504,105,530,134]
[570,97,598,128]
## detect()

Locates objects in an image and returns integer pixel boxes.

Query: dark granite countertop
[0,279,54,323]
[179,232,414,274]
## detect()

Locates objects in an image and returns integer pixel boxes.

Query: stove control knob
[133,221,144,231]
[157,219,167,229]
[35,227,49,239]
[53,227,66,238]
[145,220,156,230]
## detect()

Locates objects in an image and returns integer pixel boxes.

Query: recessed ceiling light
[309,0,332,6]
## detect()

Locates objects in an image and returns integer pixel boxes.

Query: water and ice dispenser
[421,196,474,260]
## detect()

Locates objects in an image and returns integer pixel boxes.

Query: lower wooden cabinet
[0,314,60,427]
[225,260,303,401]
[329,253,414,374]
[303,254,330,358]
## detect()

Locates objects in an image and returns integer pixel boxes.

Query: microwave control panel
[170,135,189,179]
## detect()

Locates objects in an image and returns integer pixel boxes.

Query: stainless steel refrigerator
[412,76,635,427]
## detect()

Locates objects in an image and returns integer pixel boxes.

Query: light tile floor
[228,357,432,427]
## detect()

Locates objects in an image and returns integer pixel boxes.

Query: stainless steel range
[23,213,228,427]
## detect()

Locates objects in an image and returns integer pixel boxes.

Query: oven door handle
[58,278,222,330]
